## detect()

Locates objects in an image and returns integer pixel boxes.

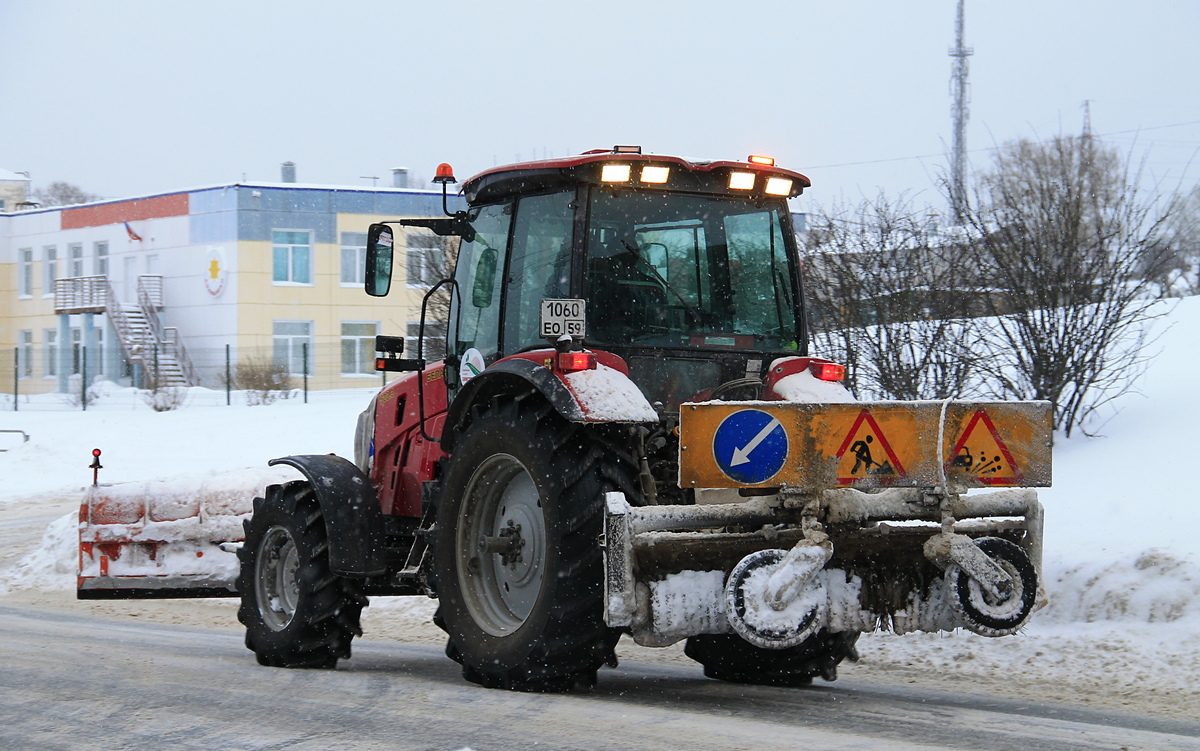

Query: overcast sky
[2,1,1197,215]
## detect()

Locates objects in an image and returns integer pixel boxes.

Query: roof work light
[601,164,632,182]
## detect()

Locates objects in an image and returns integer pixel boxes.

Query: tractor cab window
[584,190,800,351]
[449,202,512,363]
[503,190,576,354]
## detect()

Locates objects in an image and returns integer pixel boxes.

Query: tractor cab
[369,147,812,409]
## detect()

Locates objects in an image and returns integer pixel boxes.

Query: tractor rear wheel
[433,397,627,691]
[237,482,366,668]
[685,629,860,687]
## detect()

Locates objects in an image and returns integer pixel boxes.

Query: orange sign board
[678,401,1052,491]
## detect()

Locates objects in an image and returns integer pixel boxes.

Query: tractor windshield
[584,190,801,351]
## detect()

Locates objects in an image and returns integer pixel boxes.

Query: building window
[406,320,447,360]
[71,328,83,375]
[341,232,367,286]
[18,331,32,379]
[341,322,378,375]
[43,246,57,297]
[273,320,313,375]
[19,248,33,296]
[273,231,312,284]
[95,241,109,276]
[88,327,105,375]
[69,243,84,277]
[406,233,444,287]
[43,329,57,377]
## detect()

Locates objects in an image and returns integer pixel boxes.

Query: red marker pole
[90,449,102,486]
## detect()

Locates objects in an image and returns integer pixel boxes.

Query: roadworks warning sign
[679,400,1052,491]
[833,409,908,485]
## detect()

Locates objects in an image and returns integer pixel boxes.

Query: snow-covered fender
[267,454,387,577]
[441,349,657,453]
[762,356,856,403]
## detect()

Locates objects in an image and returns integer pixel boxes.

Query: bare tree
[32,181,101,206]
[803,194,983,401]
[1158,182,1200,296]
[404,230,460,359]
[963,134,1178,436]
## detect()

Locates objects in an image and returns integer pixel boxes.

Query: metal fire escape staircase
[54,275,196,387]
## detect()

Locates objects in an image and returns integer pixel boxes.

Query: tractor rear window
[584,190,800,352]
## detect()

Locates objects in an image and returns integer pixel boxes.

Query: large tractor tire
[237,482,366,669]
[432,396,629,691]
[684,629,860,687]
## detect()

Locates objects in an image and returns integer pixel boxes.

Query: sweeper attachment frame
[605,399,1051,648]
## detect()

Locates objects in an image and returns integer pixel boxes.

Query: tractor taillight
[557,351,597,373]
[748,154,775,166]
[810,361,846,381]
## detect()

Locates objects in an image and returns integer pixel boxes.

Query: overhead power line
[808,119,1200,171]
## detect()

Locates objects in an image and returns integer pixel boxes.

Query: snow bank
[0,386,371,505]
[1041,550,1200,624]
[0,512,78,595]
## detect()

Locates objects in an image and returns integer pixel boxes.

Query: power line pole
[948,0,973,225]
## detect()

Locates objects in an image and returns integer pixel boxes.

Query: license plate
[540,298,587,339]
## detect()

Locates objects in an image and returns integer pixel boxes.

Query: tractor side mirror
[472,247,497,308]
[365,223,394,297]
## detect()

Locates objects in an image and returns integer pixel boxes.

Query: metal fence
[1,342,410,411]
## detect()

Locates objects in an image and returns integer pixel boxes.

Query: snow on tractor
[77,147,1052,690]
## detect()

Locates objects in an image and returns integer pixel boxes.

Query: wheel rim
[456,453,547,637]
[256,525,300,631]
[725,548,825,649]
[946,538,1037,636]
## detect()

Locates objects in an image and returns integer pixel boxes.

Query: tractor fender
[267,454,387,577]
[442,353,656,452]
[443,358,583,453]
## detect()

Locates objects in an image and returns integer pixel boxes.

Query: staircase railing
[52,275,195,387]
[137,276,194,386]
[103,278,153,367]
[53,276,109,314]
[138,274,164,309]
[160,327,197,386]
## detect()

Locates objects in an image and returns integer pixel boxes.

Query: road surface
[1,603,1197,751]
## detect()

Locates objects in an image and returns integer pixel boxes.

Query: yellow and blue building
[0,168,458,395]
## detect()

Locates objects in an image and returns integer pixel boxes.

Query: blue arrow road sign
[713,409,788,484]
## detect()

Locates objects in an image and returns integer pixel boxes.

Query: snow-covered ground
[1,299,1198,717]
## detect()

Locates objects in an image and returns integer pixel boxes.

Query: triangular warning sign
[834,409,907,485]
[947,409,1023,485]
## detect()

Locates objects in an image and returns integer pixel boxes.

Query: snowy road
[1,605,1197,751]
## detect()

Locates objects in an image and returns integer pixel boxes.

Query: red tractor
[80,147,1051,692]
